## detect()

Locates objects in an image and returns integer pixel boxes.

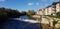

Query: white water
[10,15,38,23]
[12,18,38,23]
[21,19,38,23]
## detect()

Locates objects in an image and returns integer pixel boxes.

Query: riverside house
[37,1,60,16]
[35,1,60,28]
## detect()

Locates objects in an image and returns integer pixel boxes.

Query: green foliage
[0,7,28,23]
[47,15,57,18]
[0,7,21,18]
[47,12,60,18]
[7,10,21,18]
[53,20,58,27]
[56,12,60,18]
[27,10,35,17]
[20,11,26,16]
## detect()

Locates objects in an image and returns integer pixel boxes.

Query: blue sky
[0,0,60,11]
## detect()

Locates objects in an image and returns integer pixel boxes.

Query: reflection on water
[0,18,42,29]
[20,15,29,19]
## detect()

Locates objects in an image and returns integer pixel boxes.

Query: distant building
[36,9,43,15]
[56,2,60,12]
[36,1,60,28]
[47,5,56,15]
[42,9,45,15]
[44,8,48,15]
[47,6,52,15]
[37,1,60,16]
[51,5,56,15]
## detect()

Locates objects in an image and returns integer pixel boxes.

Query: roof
[46,5,52,8]
[39,9,42,11]
[52,1,60,5]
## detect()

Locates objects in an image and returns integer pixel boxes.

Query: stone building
[56,2,60,12]
[37,1,60,15]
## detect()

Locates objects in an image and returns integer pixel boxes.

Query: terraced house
[37,1,60,16]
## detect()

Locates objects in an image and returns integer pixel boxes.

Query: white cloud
[36,2,39,5]
[28,2,34,6]
[0,0,5,2]
[28,2,40,6]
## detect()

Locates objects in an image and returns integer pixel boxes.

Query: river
[0,15,42,29]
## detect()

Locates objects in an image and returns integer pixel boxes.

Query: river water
[0,15,42,29]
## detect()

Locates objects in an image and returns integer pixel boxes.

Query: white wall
[48,7,52,15]
[44,8,48,15]
[36,9,43,15]
[56,3,60,12]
